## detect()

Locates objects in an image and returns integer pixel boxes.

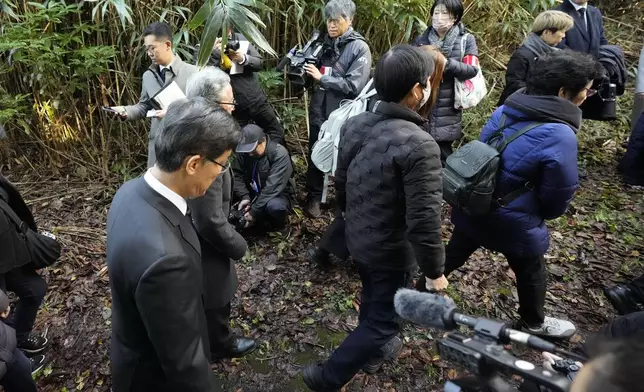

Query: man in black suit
[556,0,608,59]
[185,66,256,360]
[106,98,241,392]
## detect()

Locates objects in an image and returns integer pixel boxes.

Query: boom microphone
[394,289,586,361]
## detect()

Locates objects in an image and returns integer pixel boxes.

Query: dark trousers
[0,267,47,345]
[234,100,286,146]
[0,348,37,392]
[627,273,644,302]
[445,229,546,326]
[438,141,453,166]
[306,123,324,199]
[262,195,292,229]
[317,208,350,260]
[322,264,410,387]
[205,303,233,355]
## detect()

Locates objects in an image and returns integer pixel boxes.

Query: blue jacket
[451,91,581,257]
[556,0,608,59]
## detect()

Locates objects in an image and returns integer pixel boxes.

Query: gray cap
[236,124,266,153]
[0,290,9,313]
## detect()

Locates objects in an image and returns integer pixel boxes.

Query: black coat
[556,1,608,59]
[107,177,219,392]
[335,101,445,279]
[189,171,247,310]
[498,46,538,106]
[309,28,372,133]
[232,137,295,217]
[413,23,479,142]
[0,175,37,274]
[0,321,16,380]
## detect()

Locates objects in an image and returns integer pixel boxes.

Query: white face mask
[419,83,432,108]
[432,6,455,33]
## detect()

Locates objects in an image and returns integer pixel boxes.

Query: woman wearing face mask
[303,44,445,391]
[497,10,574,106]
[413,0,479,163]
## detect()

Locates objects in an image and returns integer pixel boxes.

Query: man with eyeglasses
[112,22,197,168]
[231,124,295,233]
[185,67,256,361]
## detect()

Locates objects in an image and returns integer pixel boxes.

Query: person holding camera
[232,124,295,233]
[203,29,286,146]
[185,67,256,361]
[303,0,372,218]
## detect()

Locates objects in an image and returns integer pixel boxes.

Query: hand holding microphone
[425,275,449,292]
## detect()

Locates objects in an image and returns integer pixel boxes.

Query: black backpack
[443,114,543,216]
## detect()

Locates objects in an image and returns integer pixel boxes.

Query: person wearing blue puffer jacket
[446,50,604,341]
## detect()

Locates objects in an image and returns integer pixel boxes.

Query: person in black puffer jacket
[413,0,479,162]
[302,0,372,218]
[303,44,445,392]
[497,10,573,106]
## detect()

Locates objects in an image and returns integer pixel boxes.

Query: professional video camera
[224,40,240,53]
[581,77,617,121]
[276,30,325,87]
[394,289,586,392]
[228,209,247,232]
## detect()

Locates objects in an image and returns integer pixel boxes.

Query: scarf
[427,23,462,57]
[522,32,558,58]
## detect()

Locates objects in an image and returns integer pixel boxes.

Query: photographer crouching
[231,124,295,233]
[202,28,286,146]
[303,0,372,217]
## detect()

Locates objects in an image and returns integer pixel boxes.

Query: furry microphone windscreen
[394,288,456,329]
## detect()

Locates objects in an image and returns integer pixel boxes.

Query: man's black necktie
[578,8,588,32]
[160,67,167,83]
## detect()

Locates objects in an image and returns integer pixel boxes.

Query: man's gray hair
[185,66,231,103]
[324,0,356,20]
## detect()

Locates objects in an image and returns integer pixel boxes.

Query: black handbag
[0,197,61,269]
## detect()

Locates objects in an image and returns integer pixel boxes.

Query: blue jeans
[1,348,37,392]
[321,263,411,387]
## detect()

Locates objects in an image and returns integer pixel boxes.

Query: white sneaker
[524,316,576,341]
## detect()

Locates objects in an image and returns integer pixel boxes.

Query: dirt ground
[3,145,640,391]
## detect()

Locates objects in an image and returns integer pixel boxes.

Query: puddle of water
[245,357,272,374]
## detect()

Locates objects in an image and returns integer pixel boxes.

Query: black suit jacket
[189,171,247,310]
[107,177,220,392]
[556,1,608,58]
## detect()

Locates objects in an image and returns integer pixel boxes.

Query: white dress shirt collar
[568,0,587,11]
[159,55,178,73]
[144,169,187,216]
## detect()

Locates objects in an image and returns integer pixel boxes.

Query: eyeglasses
[216,99,238,107]
[212,160,231,173]
[585,88,598,97]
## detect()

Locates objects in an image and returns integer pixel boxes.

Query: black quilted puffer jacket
[335,101,445,279]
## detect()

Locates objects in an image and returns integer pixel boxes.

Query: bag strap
[460,33,469,60]
[0,196,28,234]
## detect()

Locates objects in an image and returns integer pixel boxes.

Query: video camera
[394,289,586,392]
[276,30,325,88]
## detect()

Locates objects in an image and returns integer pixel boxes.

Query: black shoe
[30,354,46,376]
[603,285,643,315]
[19,334,48,355]
[303,364,339,392]
[304,198,322,218]
[363,335,403,374]
[212,337,256,359]
[308,247,331,268]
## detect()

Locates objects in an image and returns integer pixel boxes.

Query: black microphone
[394,289,580,358]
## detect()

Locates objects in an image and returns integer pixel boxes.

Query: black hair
[525,50,604,98]
[143,22,173,42]
[430,0,464,24]
[374,44,435,103]
[581,332,644,392]
[155,98,241,172]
